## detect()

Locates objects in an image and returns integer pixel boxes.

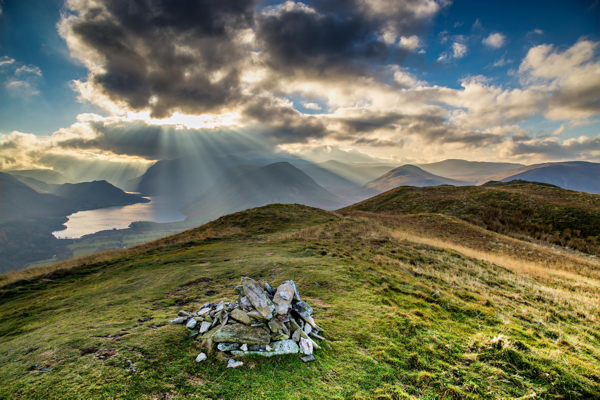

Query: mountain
[342,181,600,256]
[182,162,345,221]
[486,161,599,194]
[10,175,53,192]
[416,159,525,183]
[300,160,396,186]
[0,173,71,221]
[1,203,599,398]
[6,169,73,185]
[131,155,252,199]
[364,164,470,193]
[50,181,150,209]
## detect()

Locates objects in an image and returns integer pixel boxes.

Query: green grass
[1,204,599,399]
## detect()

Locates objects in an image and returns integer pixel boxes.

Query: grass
[0,204,599,399]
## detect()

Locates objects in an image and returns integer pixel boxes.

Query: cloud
[399,35,421,50]
[472,18,482,30]
[1,60,43,98]
[0,56,15,67]
[15,65,42,76]
[500,135,600,161]
[438,42,467,62]
[482,32,506,48]
[302,102,322,110]
[492,54,513,67]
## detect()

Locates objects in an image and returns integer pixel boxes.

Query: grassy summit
[0,203,599,399]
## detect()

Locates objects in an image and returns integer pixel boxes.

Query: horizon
[0,0,598,185]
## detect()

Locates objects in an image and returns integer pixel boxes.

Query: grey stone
[227,359,243,368]
[292,329,301,342]
[293,301,313,315]
[231,340,300,358]
[169,317,187,325]
[199,321,212,333]
[201,325,221,340]
[197,307,211,316]
[247,311,268,321]
[299,338,313,355]
[189,330,199,337]
[268,319,283,333]
[240,296,253,310]
[303,324,312,335]
[229,309,251,325]
[217,343,241,352]
[178,310,192,317]
[273,283,295,315]
[186,318,198,329]
[212,323,271,345]
[300,355,316,363]
[195,353,207,362]
[264,282,275,295]
[241,277,275,319]
[200,302,217,309]
[283,280,301,301]
[310,332,325,341]
[241,344,248,351]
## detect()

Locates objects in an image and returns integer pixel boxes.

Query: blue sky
[0,0,598,170]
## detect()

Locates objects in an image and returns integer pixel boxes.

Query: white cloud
[483,33,506,48]
[438,42,468,62]
[302,102,322,110]
[399,35,421,50]
[472,18,482,30]
[0,56,15,67]
[15,65,42,76]
[492,55,514,67]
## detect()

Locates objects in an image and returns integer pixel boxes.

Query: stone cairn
[170,277,324,368]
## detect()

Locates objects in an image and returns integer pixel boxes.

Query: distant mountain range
[417,159,525,183]
[128,155,251,199]
[486,161,599,194]
[7,169,73,185]
[363,165,470,193]
[182,162,345,222]
[0,173,148,223]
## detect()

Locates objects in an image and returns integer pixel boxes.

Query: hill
[0,173,71,221]
[0,203,599,399]
[489,161,599,194]
[417,159,524,182]
[132,155,251,199]
[342,182,600,255]
[182,162,345,221]
[6,169,73,185]
[50,181,150,210]
[364,165,470,192]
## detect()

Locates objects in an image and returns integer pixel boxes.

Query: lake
[52,196,187,239]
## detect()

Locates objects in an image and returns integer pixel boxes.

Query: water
[52,196,187,239]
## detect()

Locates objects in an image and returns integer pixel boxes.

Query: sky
[0,0,599,178]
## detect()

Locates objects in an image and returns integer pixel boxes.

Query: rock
[195,353,207,362]
[247,311,268,321]
[288,316,301,332]
[268,319,283,333]
[293,301,313,315]
[241,344,248,351]
[292,329,301,342]
[295,312,317,329]
[303,324,312,335]
[273,283,295,315]
[212,323,271,345]
[217,343,241,352]
[229,309,251,325]
[189,329,199,337]
[310,332,325,341]
[215,302,226,313]
[299,330,320,349]
[283,280,301,301]
[178,310,192,317]
[201,325,222,339]
[204,315,213,323]
[240,296,253,310]
[300,355,316,363]
[186,318,198,329]
[272,333,290,341]
[241,277,275,319]
[199,321,213,334]
[231,340,300,358]
[264,282,275,295]
[265,345,272,351]
[227,359,244,369]
[197,307,212,316]
[169,317,187,325]
[234,285,245,296]
[299,338,313,355]
[200,302,217,309]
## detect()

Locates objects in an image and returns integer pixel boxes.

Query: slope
[6,169,73,185]
[364,164,470,192]
[343,182,600,255]
[182,162,345,222]
[133,155,252,199]
[0,204,598,399]
[490,161,600,194]
[417,159,524,182]
[50,181,150,210]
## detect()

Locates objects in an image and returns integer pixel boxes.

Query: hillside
[6,169,73,185]
[0,173,71,221]
[50,181,150,210]
[364,165,469,192]
[489,161,600,194]
[417,159,524,182]
[343,182,600,255]
[182,162,345,221]
[0,204,599,399]
[132,155,251,199]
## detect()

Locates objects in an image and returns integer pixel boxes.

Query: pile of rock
[170,277,324,367]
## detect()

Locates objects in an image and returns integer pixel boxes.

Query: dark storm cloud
[353,137,404,147]
[256,5,393,76]
[64,0,255,118]
[338,112,405,134]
